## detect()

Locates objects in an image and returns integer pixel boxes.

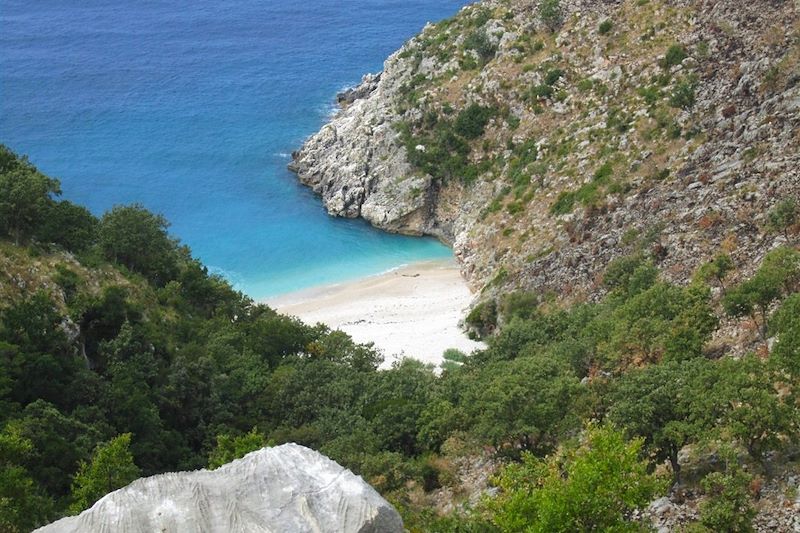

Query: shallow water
[0,0,467,297]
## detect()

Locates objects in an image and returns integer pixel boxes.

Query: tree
[717,356,796,473]
[99,324,170,473]
[0,291,82,408]
[16,400,102,498]
[485,424,667,532]
[697,253,734,292]
[602,254,658,298]
[36,200,99,252]
[770,293,800,375]
[461,354,583,454]
[78,285,141,369]
[0,146,61,244]
[766,198,797,241]
[98,204,179,285]
[604,282,713,365]
[208,428,268,469]
[608,358,722,481]
[723,247,799,341]
[305,329,382,372]
[0,422,54,532]
[69,433,140,514]
[363,359,438,455]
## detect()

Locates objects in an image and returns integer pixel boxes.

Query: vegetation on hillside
[1,146,798,531]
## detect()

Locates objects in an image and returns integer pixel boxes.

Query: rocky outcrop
[288,42,466,244]
[291,0,800,300]
[337,73,382,107]
[35,444,403,533]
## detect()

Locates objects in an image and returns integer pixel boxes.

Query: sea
[0,0,467,298]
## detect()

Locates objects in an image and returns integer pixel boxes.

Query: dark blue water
[0,0,465,297]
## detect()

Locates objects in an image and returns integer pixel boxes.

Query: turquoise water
[0,0,466,298]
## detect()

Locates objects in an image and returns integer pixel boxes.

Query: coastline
[264,258,484,367]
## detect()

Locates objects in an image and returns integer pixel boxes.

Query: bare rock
[35,444,403,533]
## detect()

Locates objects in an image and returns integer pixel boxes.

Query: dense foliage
[1,147,798,531]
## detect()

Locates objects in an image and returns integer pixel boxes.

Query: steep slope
[35,444,404,533]
[291,0,799,303]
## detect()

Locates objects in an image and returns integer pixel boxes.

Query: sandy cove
[265,259,485,368]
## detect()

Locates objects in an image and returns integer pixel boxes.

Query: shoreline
[264,258,484,368]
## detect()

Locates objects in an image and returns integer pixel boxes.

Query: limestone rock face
[288,51,442,239]
[35,444,403,533]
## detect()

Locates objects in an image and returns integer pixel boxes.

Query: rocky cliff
[290,0,799,304]
[35,444,403,533]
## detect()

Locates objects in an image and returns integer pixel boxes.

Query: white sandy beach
[265,259,485,368]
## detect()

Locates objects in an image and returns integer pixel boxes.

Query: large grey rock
[35,443,403,533]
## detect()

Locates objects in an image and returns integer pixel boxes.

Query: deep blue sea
[0,0,466,298]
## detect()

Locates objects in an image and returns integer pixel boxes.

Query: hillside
[2,0,800,530]
[291,0,799,313]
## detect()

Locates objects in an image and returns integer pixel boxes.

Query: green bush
[598,19,613,35]
[465,299,498,337]
[208,428,268,469]
[98,204,180,286]
[662,44,688,68]
[530,83,554,100]
[485,425,667,532]
[550,190,577,215]
[454,104,496,139]
[463,30,497,64]
[577,78,594,92]
[766,198,797,240]
[0,145,62,245]
[69,434,140,514]
[697,449,756,532]
[36,201,99,253]
[539,0,562,31]
[670,77,697,109]
[544,68,564,86]
[637,85,661,106]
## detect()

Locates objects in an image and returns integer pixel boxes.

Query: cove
[0,0,467,298]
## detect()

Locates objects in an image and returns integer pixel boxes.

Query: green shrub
[208,428,268,469]
[550,190,577,215]
[539,0,562,31]
[500,291,540,321]
[466,299,498,337]
[598,20,613,35]
[766,198,797,240]
[662,44,688,68]
[530,83,554,100]
[593,161,614,182]
[544,68,564,86]
[463,30,497,64]
[69,434,140,514]
[53,264,81,305]
[507,201,523,215]
[603,254,657,294]
[670,77,697,109]
[485,425,667,532]
[697,449,756,532]
[454,104,496,139]
[637,85,661,106]
[577,78,594,92]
